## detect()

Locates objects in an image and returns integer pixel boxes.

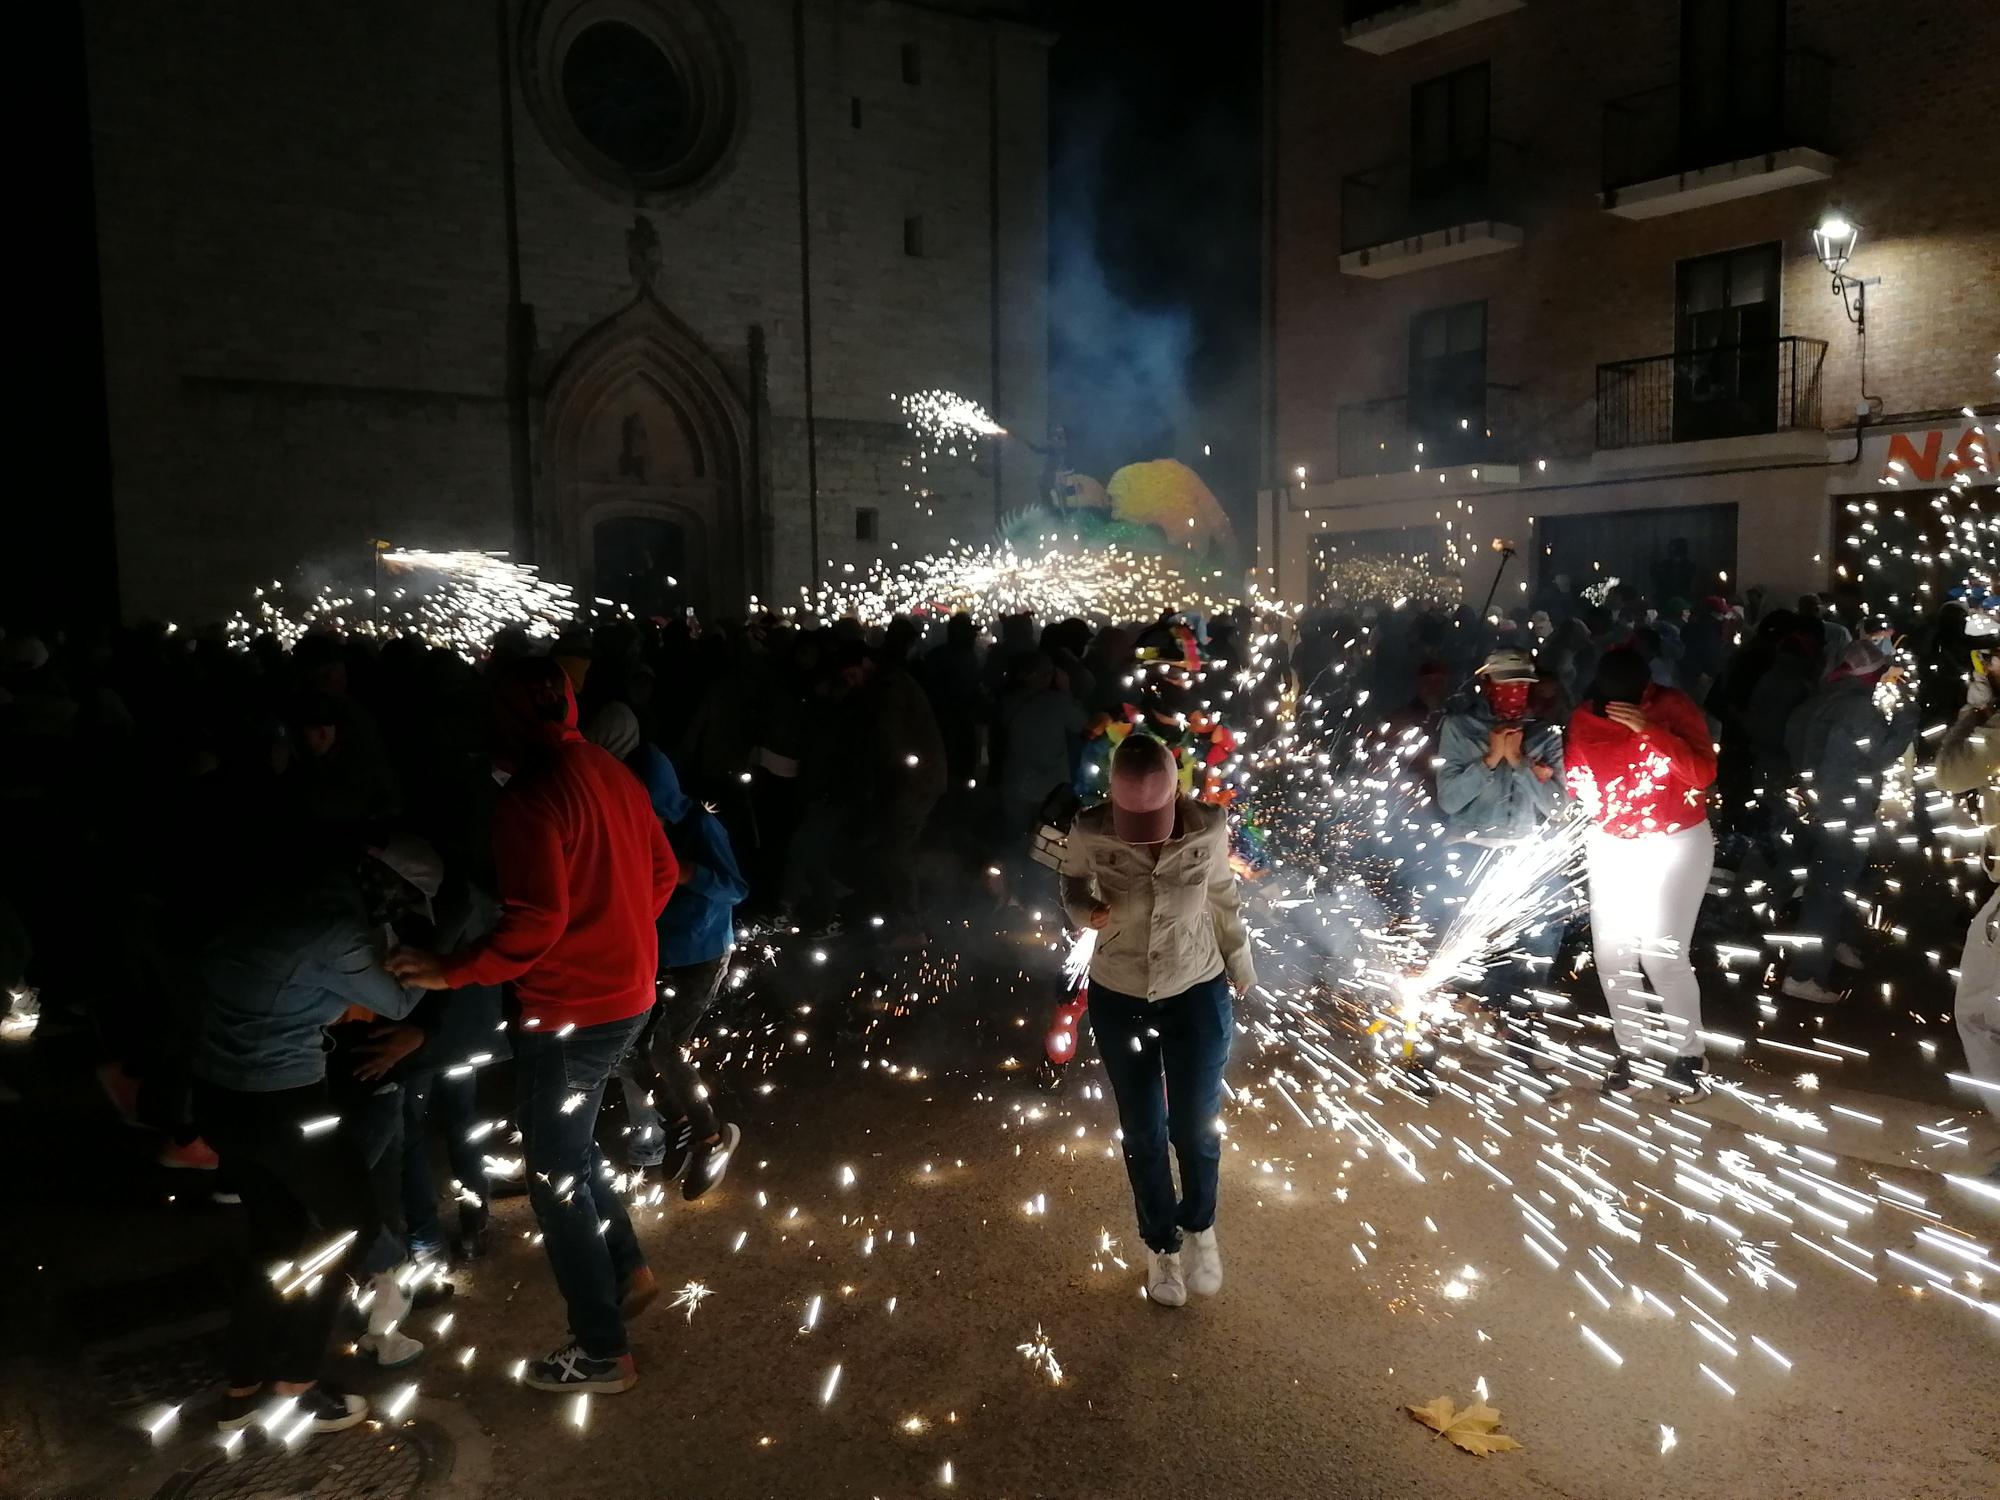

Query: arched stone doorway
[542,292,754,620]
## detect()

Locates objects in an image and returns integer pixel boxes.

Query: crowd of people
[0,547,1995,1428]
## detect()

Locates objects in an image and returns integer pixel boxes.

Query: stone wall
[83,0,1049,623]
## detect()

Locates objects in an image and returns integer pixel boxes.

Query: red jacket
[444,736,678,1031]
[1565,685,1716,838]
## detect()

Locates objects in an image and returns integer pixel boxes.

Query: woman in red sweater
[1564,647,1718,1095]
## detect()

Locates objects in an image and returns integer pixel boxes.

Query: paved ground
[4,911,1996,1500]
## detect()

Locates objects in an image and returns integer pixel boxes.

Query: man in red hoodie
[390,657,676,1394]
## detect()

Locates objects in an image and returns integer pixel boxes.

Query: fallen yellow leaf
[1407,1396,1525,1456]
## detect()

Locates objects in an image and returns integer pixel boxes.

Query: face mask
[1486,680,1531,720]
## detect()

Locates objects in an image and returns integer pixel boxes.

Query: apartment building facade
[1259,0,1999,618]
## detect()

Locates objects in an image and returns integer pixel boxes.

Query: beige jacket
[1933,706,1999,881]
[1060,799,1256,1000]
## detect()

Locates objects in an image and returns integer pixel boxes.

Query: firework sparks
[806,537,1238,628]
[229,548,576,662]
[1015,1324,1064,1386]
[670,1280,714,1322]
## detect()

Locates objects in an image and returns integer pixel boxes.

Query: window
[561,21,695,175]
[851,96,862,128]
[1408,301,1487,465]
[855,508,879,543]
[1672,243,1780,441]
[903,215,925,257]
[1680,0,1783,164]
[901,41,922,85]
[523,1,743,203]
[1409,63,1490,230]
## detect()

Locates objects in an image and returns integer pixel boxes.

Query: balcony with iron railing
[1600,49,1834,217]
[1339,142,1525,276]
[1594,336,1826,452]
[1337,385,1520,479]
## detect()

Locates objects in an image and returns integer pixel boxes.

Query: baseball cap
[1109,735,1178,844]
[1836,639,1890,677]
[367,833,442,920]
[1476,648,1536,683]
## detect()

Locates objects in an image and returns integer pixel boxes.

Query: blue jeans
[1088,974,1232,1255]
[515,1013,649,1358]
[401,1068,489,1246]
[1795,825,1868,983]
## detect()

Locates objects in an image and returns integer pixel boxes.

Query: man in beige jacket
[1933,645,1999,1179]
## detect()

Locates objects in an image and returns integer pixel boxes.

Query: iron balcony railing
[1337,385,1519,477]
[1340,140,1523,254]
[1602,48,1831,192]
[1594,336,1826,450]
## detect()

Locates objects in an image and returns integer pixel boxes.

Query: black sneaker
[215,1391,262,1433]
[1600,1054,1637,1097]
[217,1386,368,1434]
[1664,1054,1710,1092]
[523,1342,638,1394]
[681,1121,741,1202]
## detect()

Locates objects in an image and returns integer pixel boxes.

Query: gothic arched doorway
[542,291,754,621]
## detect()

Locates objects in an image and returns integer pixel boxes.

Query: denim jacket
[191,871,422,1092]
[1436,703,1565,844]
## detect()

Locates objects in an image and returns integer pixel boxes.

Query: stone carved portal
[543,292,752,620]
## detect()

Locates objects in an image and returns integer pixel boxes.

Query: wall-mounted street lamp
[1812,213,1872,331]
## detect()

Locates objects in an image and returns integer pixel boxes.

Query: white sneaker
[1146,1249,1187,1308]
[1833,942,1865,970]
[358,1329,425,1369]
[1780,975,1843,1005]
[1184,1228,1223,1296]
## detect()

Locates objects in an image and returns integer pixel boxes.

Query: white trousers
[1587,822,1714,1059]
[1956,885,2000,1129]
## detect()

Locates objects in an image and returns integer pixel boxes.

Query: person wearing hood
[388,657,676,1397]
[1565,647,1718,1095]
[1778,640,1919,1004]
[1060,735,1255,1310]
[586,702,747,1193]
[189,846,432,1439]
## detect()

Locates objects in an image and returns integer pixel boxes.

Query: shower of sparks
[228,548,576,662]
[895,389,1007,460]
[669,1280,713,1322]
[1061,928,1097,989]
[1015,1325,1064,1386]
[1402,815,1588,1003]
[804,537,1239,628]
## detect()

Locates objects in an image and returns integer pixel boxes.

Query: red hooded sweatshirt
[1564,683,1717,838]
[442,663,678,1031]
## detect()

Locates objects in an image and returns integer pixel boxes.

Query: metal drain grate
[159,1421,436,1500]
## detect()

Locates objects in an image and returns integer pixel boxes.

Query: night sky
[1038,4,1263,518]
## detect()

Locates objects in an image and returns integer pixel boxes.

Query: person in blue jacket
[587,703,747,1198]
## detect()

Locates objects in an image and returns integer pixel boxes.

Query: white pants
[1957,886,2000,1128]
[1587,822,1714,1059]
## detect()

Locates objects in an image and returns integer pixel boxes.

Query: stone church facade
[83,0,1050,623]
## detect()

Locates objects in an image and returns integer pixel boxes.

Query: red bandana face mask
[1485,679,1531,721]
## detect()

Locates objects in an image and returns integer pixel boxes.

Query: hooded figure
[387,656,679,1396]
[1778,640,1917,1003]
